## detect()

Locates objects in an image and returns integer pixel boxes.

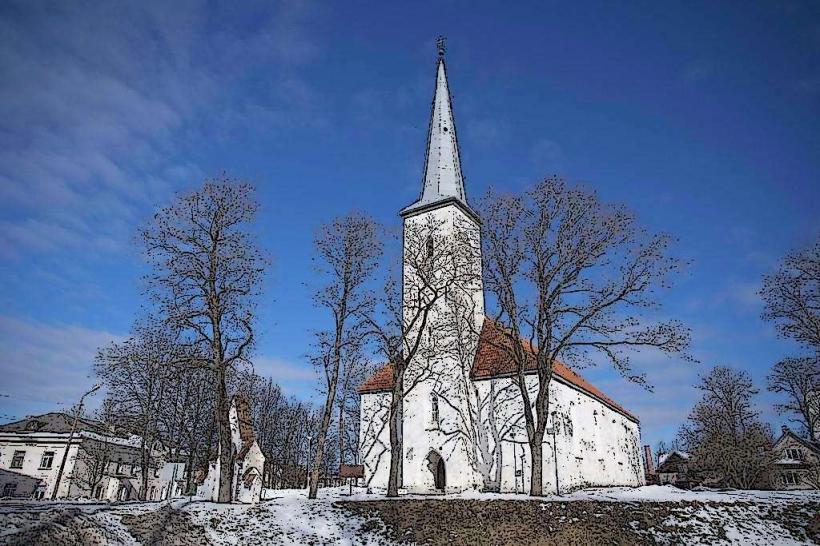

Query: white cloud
[530,138,565,173]
[0,315,123,419]
[253,355,318,397]
[681,59,713,84]
[0,0,324,261]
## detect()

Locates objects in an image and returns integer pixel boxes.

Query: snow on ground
[182,487,388,545]
[1,485,818,545]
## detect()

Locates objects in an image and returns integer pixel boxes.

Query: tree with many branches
[761,241,820,442]
[679,366,776,489]
[480,176,692,496]
[760,241,820,351]
[308,213,382,499]
[767,357,820,442]
[141,176,267,502]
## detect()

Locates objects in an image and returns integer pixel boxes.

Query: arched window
[431,393,440,425]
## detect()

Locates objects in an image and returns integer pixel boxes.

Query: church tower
[398,38,485,493]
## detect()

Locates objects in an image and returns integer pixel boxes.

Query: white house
[198,395,265,503]
[0,412,187,500]
[358,42,645,495]
[771,426,820,490]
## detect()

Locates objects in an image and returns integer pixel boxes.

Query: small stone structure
[198,395,265,503]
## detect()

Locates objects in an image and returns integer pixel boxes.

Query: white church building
[358,42,645,495]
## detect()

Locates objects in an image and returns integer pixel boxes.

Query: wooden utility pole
[51,383,101,500]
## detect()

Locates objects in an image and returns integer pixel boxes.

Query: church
[358,42,645,495]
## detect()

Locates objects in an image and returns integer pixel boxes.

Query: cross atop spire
[401,39,478,222]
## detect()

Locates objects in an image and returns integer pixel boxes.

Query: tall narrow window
[10,451,24,469]
[39,451,54,469]
[431,393,440,425]
[426,236,434,258]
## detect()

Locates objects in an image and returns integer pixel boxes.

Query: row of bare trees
[94,171,701,499]
[92,176,371,500]
[668,239,819,489]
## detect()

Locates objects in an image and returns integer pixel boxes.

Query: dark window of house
[2,483,16,497]
[786,448,803,460]
[431,394,440,425]
[784,472,798,485]
[10,450,25,469]
[39,451,55,469]
[94,485,103,499]
[427,236,434,258]
[116,459,123,474]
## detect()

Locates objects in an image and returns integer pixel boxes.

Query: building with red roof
[358,40,644,495]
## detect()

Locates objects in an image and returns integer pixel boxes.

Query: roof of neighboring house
[774,427,820,457]
[0,412,110,435]
[359,317,639,423]
[657,451,690,469]
[0,468,43,486]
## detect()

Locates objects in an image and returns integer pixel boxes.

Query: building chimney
[643,445,655,476]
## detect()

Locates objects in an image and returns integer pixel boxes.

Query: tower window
[431,394,440,425]
[426,236,434,258]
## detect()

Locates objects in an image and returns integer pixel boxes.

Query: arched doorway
[435,457,446,490]
[426,451,446,491]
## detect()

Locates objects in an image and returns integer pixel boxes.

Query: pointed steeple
[401,37,478,222]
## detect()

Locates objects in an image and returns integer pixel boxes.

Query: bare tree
[767,357,820,442]
[679,366,776,489]
[73,439,115,498]
[434,283,523,491]
[761,241,820,350]
[95,318,180,499]
[480,176,692,496]
[308,214,382,499]
[141,176,266,502]
[364,214,481,496]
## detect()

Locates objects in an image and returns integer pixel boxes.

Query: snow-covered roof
[658,451,690,467]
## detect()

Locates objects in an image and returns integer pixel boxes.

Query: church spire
[401,37,477,221]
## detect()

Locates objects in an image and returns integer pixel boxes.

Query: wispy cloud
[253,355,317,397]
[0,0,323,261]
[0,315,123,420]
[681,59,714,85]
[529,138,565,174]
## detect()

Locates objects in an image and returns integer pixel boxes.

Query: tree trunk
[215,367,234,503]
[309,383,337,499]
[338,400,345,468]
[529,436,543,496]
[387,373,403,497]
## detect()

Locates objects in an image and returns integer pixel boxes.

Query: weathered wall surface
[474,375,645,494]
[359,391,392,490]
[360,373,644,494]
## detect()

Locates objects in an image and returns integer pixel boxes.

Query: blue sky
[0,1,818,450]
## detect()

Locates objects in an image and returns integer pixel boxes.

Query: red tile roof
[358,317,639,423]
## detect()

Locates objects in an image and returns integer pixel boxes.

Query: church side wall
[359,392,392,490]
[474,375,644,494]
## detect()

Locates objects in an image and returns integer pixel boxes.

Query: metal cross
[436,36,446,58]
